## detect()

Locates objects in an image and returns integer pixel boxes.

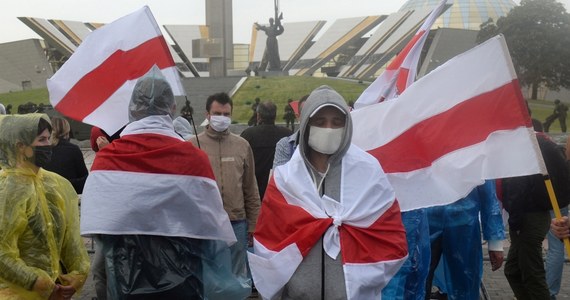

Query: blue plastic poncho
[427,180,505,300]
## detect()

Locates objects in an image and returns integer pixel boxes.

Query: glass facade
[398,0,516,30]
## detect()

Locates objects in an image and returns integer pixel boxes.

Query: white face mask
[209,115,231,132]
[308,126,344,155]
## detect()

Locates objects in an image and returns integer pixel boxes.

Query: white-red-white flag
[47,6,184,135]
[81,115,236,244]
[351,35,546,212]
[354,0,449,108]
[248,146,407,299]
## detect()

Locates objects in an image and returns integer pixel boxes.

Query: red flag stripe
[369,80,530,173]
[340,201,407,263]
[91,134,215,179]
[386,30,425,71]
[54,36,175,120]
[256,177,333,256]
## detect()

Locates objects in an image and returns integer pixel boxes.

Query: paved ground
[76,236,570,300]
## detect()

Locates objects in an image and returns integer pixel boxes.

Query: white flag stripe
[81,65,181,134]
[343,257,408,300]
[388,127,545,211]
[48,6,162,105]
[352,35,514,151]
[248,241,304,300]
[81,170,237,244]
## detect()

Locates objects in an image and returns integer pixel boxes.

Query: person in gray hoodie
[249,85,407,300]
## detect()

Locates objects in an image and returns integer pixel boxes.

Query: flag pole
[544,177,570,258]
[184,95,200,148]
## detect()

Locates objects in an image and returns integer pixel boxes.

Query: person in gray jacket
[249,85,407,300]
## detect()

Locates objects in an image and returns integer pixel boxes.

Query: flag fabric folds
[47,6,184,135]
[80,115,236,244]
[351,35,546,212]
[354,0,449,108]
[248,146,408,299]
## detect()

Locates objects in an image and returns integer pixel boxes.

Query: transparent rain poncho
[128,65,176,122]
[94,69,251,299]
[0,114,90,299]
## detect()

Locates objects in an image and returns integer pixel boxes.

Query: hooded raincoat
[0,113,89,299]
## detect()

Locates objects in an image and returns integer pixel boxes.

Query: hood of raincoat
[173,116,193,140]
[298,85,353,167]
[0,113,51,170]
[129,65,176,122]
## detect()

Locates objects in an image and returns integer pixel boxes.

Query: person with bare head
[43,117,89,194]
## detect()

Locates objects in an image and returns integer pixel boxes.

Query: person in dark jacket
[44,117,89,194]
[502,128,570,300]
[241,101,291,200]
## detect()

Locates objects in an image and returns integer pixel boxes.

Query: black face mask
[33,146,52,168]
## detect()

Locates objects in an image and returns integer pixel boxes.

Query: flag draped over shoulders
[47,6,184,135]
[351,35,546,212]
[81,115,236,244]
[248,146,407,300]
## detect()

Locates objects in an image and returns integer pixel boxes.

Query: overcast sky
[4,0,566,45]
[0,0,416,44]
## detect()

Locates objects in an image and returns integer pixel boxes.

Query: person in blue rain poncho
[425,180,505,300]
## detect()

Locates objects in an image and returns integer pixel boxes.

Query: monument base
[259,70,289,77]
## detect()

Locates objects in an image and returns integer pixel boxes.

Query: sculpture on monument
[255,0,284,71]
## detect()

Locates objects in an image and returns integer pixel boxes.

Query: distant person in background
[174,116,194,140]
[44,117,89,194]
[5,104,11,114]
[273,95,309,167]
[248,98,261,126]
[0,103,5,115]
[180,99,194,124]
[544,99,568,132]
[241,101,291,200]
[283,99,296,131]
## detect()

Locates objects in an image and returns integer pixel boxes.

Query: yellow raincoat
[0,114,90,299]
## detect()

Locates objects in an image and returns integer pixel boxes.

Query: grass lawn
[0,78,566,133]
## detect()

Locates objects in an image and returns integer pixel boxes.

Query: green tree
[477,0,570,99]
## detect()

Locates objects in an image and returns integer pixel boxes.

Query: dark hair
[257,101,277,124]
[37,117,52,135]
[206,92,233,112]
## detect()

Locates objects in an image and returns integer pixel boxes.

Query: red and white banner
[81,115,236,244]
[354,0,449,108]
[47,6,185,135]
[351,35,546,212]
[248,146,407,299]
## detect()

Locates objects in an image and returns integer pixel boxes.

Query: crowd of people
[1,84,570,300]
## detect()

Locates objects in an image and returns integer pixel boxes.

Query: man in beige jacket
[190,92,261,286]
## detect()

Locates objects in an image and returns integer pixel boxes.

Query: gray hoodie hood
[298,85,353,167]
